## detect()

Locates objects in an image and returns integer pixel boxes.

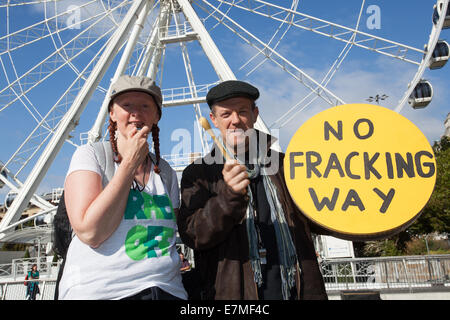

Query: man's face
[209,96,259,153]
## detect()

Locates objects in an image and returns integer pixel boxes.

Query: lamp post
[366,94,389,104]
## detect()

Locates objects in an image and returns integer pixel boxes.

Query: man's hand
[223,159,250,194]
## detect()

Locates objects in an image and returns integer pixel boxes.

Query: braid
[108,118,122,163]
[151,124,161,174]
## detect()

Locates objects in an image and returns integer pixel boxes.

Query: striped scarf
[246,163,300,300]
[217,132,300,299]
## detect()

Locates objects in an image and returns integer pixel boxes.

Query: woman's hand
[65,127,151,248]
[116,125,150,171]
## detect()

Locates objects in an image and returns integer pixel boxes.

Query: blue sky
[0,0,449,201]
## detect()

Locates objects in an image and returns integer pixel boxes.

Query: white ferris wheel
[0,0,449,244]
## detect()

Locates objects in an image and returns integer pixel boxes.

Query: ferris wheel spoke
[0,53,54,131]
[272,0,368,128]
[0,0,109,56]
[0,0,62,8]
[48,0,144,78]
[1,5,100,130]
[175,2,211,152]
[199,0,345,106]
[3,37,112,179]
[240,0,299,76]
[0,0,131,109]
[180,41,211,152]
[0,9,119,113]
[214,0,424,65]
[128,2,161,76]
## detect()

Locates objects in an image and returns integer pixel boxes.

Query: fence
[1,255,449,299]
[0,256,61,281]
[321,254,450,292]
[1,280,56,300]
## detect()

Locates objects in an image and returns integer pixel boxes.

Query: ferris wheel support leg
[87,0,154,144]
[177,0,235,81]
[0,0,150,237]
[136,16,162,77]
[180,42,210,153]
[176,0,279,150]
[0,172,53,211]
[147,1,172,80]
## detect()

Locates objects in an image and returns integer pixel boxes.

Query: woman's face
[109,91,160,137]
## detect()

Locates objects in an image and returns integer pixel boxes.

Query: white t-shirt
[58,144,187,300]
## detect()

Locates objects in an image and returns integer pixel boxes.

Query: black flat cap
[206,80,260,108]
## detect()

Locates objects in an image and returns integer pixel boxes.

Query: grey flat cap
[109,75,163,115]
[206,80,259,108]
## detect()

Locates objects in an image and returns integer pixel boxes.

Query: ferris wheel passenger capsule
[0,162,6,189]
[425,40,450,69]
[408,80,434,109]
[5,191,17,208]
[433,1,450,29]
[0,171,5,189]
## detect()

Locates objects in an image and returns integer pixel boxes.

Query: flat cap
[109,75,163,114]
[206,80,259,108]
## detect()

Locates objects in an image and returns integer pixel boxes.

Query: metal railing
[159,21,196,40]
[161,82,219,106]
[0,256,62,281]
[162,152,204,170]
[1,279,56,300]
[1,255,449,299]
[320,254,450,292]
[0,256,61,300]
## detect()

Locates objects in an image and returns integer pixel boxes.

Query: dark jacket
[178,143,328,300]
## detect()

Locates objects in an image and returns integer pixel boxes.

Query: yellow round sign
[284,104,436,240]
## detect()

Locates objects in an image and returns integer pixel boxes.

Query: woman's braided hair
[108,100,161,174]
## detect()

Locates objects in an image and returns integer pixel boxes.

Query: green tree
[359,136,449,257]
[407,136,450,235]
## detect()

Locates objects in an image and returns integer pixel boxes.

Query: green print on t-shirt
[124,190,175,260]
[124,190,175,221]
[125,225,174,260]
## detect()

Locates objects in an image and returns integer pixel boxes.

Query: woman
[58,75,187,300]
[26,264,40,300]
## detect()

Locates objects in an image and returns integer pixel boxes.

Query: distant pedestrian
[25,264,40,300]
[179,252,191,273]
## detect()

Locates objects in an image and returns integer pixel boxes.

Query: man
[179,252,191,273]
[177,80,328,300]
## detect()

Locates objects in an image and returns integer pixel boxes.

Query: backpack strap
[91,141,115,187]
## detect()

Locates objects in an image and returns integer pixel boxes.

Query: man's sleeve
[177,164,248,250]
